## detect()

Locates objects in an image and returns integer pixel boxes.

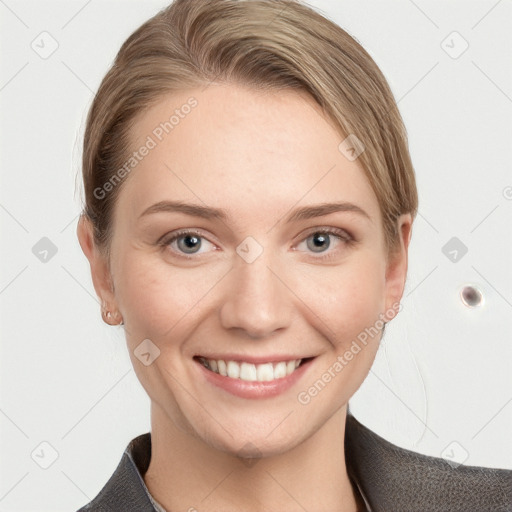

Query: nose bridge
[219,244,291,338]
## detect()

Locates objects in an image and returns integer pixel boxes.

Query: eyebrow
[138,200,371,223]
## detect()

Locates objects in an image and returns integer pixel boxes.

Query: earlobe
[76,215,119,322]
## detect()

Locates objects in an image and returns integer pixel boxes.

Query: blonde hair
[81,0,418,258]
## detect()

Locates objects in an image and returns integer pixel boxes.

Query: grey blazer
[76,412,512,511]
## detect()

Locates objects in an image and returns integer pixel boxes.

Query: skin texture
[78,83,412,512]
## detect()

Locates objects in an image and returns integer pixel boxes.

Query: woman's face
[81,83,411,457]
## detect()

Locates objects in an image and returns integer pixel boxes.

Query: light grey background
[1,0,511,510]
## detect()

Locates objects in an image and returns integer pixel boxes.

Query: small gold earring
[102,309,122,325]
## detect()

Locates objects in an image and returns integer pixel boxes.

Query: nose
[219,249,293,339]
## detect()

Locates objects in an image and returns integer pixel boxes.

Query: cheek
[114,251,225,338]
[291,257,386,410]
[292,252,387,344]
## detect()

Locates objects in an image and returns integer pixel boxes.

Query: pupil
[179,235,201,253]
[309,233,330,252]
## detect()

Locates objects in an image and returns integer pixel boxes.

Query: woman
[76,1,511,511]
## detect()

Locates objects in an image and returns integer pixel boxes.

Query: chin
[206,427,306,461]
[184,406,322,460]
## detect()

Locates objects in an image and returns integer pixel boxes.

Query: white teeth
[273,361,287,379]
[256,363,274,382]
[227,360,240,378]
[200,357,303,382]
[217,359,227,376]
[240,362,257,381]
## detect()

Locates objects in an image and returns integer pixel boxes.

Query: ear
[383,213,413,316]
[76,215,119,321]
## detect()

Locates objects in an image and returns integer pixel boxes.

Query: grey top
[76,411,512,512]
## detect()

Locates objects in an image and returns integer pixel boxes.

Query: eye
[295,227,354,258]
[158,227,355,260]
[305,232,331,253]
[159,229,217,258]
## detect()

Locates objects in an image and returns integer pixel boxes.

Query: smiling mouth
[194,356,314,382]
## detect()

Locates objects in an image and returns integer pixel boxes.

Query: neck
[143,403,364,512]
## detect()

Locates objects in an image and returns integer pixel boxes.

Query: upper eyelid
[300,226,351,237]
[158,228,213,245]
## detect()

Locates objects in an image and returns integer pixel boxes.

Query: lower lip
[194,358,315,399]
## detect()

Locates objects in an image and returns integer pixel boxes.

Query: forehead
[117,83,380,226]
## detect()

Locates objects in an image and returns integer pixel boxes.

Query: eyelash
[158,227,355,261]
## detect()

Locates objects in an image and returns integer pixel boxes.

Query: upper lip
[194,354,315,364]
